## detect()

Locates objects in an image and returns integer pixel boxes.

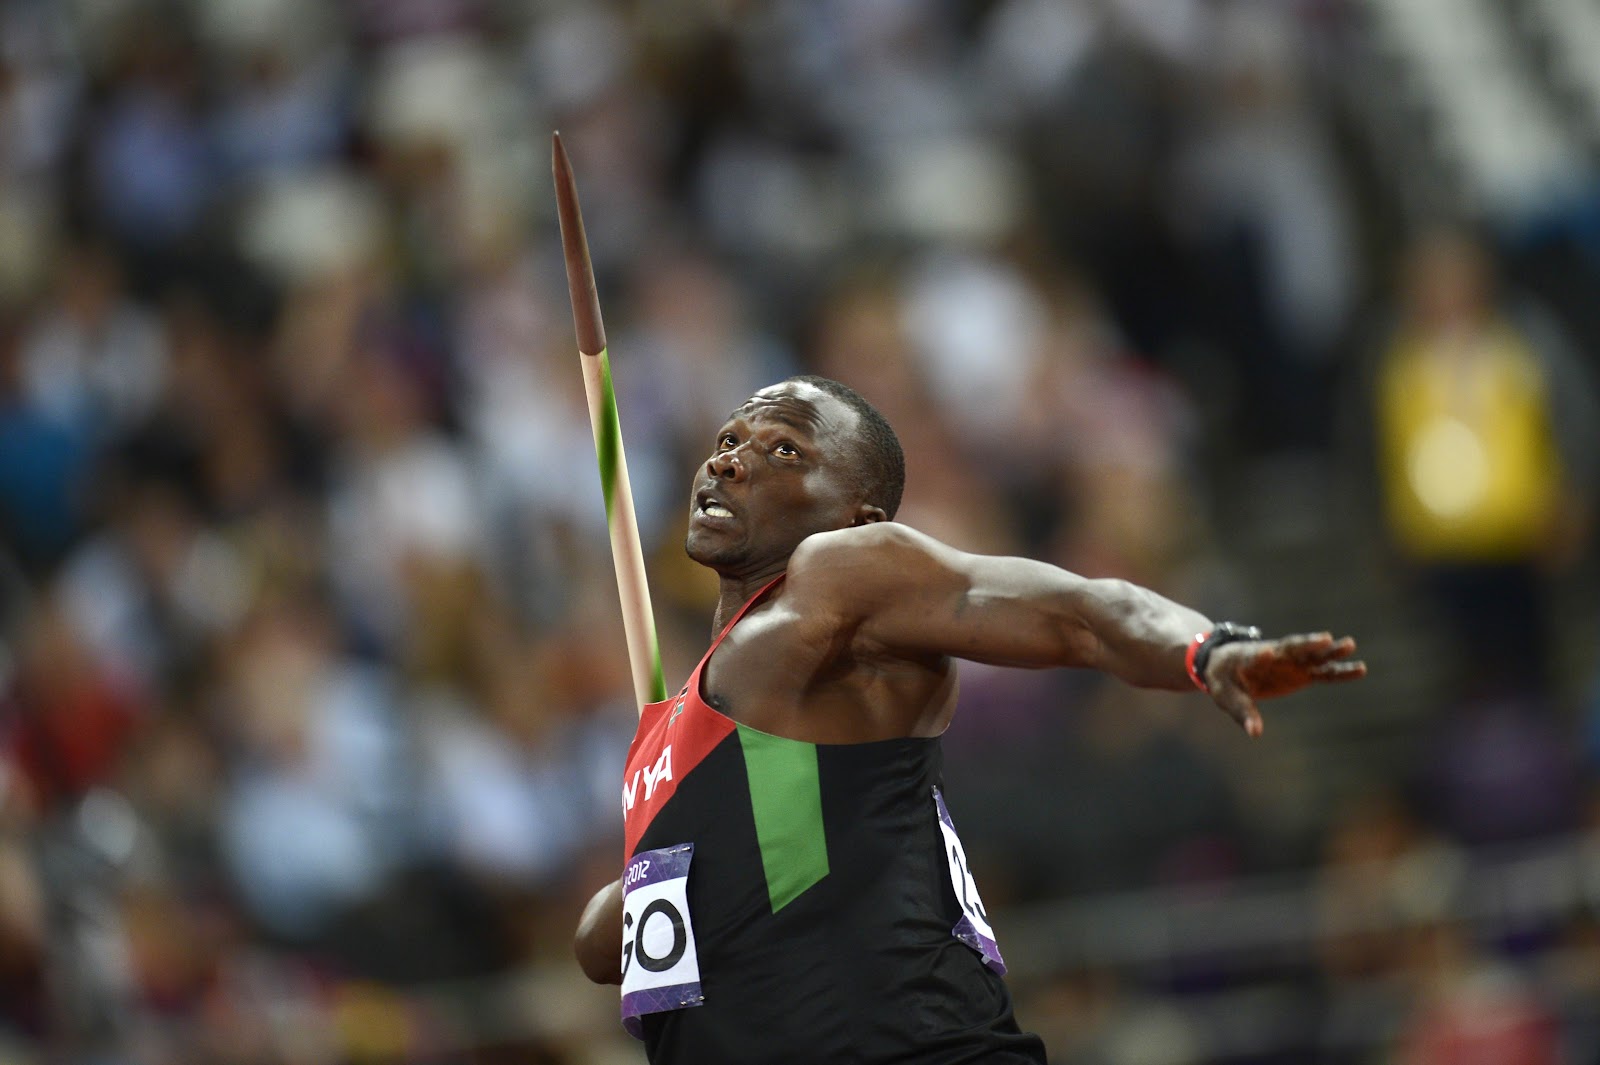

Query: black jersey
[618,578,1047,1065]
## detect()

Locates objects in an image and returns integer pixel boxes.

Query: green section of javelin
[594,348,619,524]
[591,347,667,703]
[649,643,666,702]
[737,726,829,912]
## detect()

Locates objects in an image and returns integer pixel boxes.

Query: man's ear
[853,504,888,526]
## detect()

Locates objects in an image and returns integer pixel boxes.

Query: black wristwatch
[1185,622,1263,691]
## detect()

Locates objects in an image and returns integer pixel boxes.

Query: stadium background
[3,0,1600,1061]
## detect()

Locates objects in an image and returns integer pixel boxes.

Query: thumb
[1211,682,1264,738]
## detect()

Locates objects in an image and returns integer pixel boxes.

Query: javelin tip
[552,131,606,355]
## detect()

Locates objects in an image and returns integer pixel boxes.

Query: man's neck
[711,561,789,634]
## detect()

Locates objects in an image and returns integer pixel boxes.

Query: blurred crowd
[2,0,1600,1062]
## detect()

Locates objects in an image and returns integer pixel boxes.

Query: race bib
[933,787,1006,975]
[620,843,705,1038]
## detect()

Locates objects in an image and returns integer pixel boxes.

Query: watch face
[1195,624,1262,688]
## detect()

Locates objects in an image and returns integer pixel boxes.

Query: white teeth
[703,502,732,518]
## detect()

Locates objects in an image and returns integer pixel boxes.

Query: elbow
[574,879,625,985]
[575,934,622,986]
[1070,578,1154,676]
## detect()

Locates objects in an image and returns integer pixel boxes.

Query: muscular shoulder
[785,522,953,619]
[790,521,938,575]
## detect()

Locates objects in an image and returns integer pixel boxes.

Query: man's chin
[685,533,740,570]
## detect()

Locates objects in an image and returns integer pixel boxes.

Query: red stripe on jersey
[622,687,736,858]
[620,575,784,859]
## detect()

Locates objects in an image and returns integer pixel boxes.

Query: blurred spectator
[203,0,349,186]
[1395,920,1564,1065]
[1022,274,1202,586]
[901,249,1046,454]
[0,794,47,1041]
[0,2,78,194]
[1314,791,1422,1056]
[6,592,143,815]
[1174,0,1358,452]
[326,344,482,654]
[216,597,411,941]
[456,255,609,626]
[59,472,248,695]
[417,614,631,890]
[86,12,215,260]
[17,239,168,438]
[0,1,78,309]
[1367,229,1598,693]
[0,311,91,568]
[1418,690,1581,846]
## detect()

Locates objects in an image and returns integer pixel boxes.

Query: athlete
[576,375,1365,1064]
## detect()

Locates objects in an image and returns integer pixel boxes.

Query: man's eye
[717,433,737,450]
[775,442,799,457]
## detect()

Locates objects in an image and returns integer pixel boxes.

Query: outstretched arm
[787,523,1364,735]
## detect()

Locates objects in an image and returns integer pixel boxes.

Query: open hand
[1205,633,1365,738]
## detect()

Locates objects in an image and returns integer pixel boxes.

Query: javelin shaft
[553,132,667,711]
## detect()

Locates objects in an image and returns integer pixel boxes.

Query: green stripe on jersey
[737,726,829,912]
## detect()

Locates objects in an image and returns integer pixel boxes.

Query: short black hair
[786,374,904,519]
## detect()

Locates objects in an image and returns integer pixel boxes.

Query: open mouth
[696,493,734,520]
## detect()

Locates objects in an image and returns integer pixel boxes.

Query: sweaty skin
[574,380,1366,984]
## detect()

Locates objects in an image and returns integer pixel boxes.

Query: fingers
[1309,660,1367,683]
[1265,633,1358,666]
[1265,635,1365,683]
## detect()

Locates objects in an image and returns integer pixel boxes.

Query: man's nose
[707,447,748,481]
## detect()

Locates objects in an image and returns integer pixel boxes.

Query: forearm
[1070,578,1211,691]
[574,878,624,984]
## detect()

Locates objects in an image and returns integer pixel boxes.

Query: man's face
[686,381,871,573]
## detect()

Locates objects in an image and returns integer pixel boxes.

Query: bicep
[792,525,1106,669]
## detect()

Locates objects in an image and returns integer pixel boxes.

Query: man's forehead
[730,381,848,427]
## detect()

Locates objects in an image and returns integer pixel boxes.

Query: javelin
[552,131,667,712]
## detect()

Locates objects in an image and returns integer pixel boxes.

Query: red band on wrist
[1186,631,1211,691]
